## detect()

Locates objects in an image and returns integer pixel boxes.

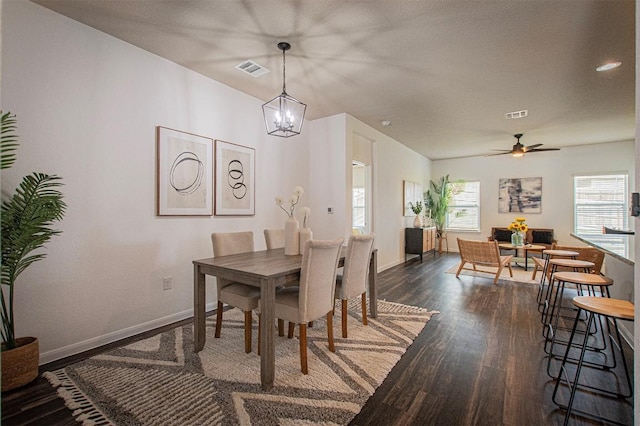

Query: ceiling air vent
[505,110,528,119]
[235,60,270,77]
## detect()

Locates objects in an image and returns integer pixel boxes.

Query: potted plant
[1,111,66,391]
[424,175,463,252]
[409,200,423,228]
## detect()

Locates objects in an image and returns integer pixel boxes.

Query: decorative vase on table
[284,216,300,255]
[299,227,313,253]
[511,231,524,247]
[413,215,423,228]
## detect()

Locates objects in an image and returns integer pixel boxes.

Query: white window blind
[446,181,480,232]
[574,174,628,256]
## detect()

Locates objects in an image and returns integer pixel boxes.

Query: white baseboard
[39,302,217,365]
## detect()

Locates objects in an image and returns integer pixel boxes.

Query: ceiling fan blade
[523,143,543,151]
[527,148,561,152]
[485,151,513,156]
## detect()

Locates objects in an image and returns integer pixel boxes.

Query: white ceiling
[32,0,635,160]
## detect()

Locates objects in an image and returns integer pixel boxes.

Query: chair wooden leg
[257,313,261,356]
[341,299,348,338]
[361,293,368,326]
[244,311,252,353]
[299,323,308,374]
[455,261,466,277]
[327,312,335,353]
[288,322,295,338]
[308,321,314,328]
[494,266,503,285]
[278,319,284,336]
[215,301,223,338]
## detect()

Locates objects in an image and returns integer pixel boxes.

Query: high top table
[193,247,378,391]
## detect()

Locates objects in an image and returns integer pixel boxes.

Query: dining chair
[334,233,376,338]
[264,228,285,250]
[211,231,260,353]
[259,237,343,374]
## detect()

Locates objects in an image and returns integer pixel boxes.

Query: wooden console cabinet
[405,227,436,262]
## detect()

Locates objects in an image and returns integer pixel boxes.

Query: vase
[413,215,423,228]
[1,337,39,392]
[511,231,524,247]
[284,216,300,255]
[299,227,313,253]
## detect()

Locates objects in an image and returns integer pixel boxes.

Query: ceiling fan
[488,134,560,157]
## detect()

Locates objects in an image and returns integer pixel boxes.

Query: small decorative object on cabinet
[405,227,436,262]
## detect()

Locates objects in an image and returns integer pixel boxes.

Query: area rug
[44,300,438,425]
[446,263,539,284]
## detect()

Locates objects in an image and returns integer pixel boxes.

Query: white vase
[299,227,313,253]
[413,215,423,228]
[284,216,300,255]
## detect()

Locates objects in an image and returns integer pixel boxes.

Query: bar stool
[552,296,633,426]
[540,258,594,329]
[535,249,579,312]
[545,271,613,376]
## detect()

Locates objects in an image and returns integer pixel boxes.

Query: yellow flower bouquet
[507,217,527,246]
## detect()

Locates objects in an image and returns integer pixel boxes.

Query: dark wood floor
[2,253,633,425]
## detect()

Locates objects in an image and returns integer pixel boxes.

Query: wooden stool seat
[543,249,580,257]
[552,272,613,287]
[573,296,634,320]
[548,259,594,269]
[552,297,634,425]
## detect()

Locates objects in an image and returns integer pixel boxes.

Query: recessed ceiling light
[596,61,622,72]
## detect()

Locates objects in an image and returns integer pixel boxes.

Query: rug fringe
[43,370,114,426]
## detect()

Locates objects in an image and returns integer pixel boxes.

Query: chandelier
[262,42,307,137]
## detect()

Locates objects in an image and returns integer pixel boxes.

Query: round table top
[498,243,546,250]
[573,296,634,320]
[543,249,580,257]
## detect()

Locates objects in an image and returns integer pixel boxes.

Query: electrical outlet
[162,277,172,290]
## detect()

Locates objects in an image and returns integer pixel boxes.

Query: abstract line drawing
[169,151,205,195]
[498,177,542,213]
[215,140,255,216]
[227,159,247,199]
[157,127,213,216]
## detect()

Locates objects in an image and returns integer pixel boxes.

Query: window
[446,181,480,232]
[574,173,628,256]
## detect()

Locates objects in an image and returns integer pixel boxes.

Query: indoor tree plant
[1,111,66,391]
[424,175,463,252]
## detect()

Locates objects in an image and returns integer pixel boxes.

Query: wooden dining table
[193,246,378,391]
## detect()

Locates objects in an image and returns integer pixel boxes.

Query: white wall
[432,140,635,247]
[345,115,432,270]
[1,1,310,363]
[1,1,431,364]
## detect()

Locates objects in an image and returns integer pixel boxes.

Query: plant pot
[2,336,39,392]
[284,216,300,255]
[413,215,423,228]
[299,227,313,252]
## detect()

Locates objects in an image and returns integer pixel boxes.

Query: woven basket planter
[2,337,39,392]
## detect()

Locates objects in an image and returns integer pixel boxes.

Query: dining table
[193,246,378,391]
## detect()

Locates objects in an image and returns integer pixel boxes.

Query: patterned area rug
[446,262,538,284]
[44,300,438,425]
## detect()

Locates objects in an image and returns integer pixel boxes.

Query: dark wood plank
[2,253,633,425]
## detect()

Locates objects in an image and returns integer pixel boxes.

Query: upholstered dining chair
[334,233,376,338]
[259,237,343,374]
[264,228,285,250]
[211,231,260,353]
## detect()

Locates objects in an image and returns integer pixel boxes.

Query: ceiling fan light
[596,61,622,72]
[512,151,524,158]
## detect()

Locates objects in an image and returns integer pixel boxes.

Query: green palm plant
[424,175,463,237]
[1,111,66,350]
